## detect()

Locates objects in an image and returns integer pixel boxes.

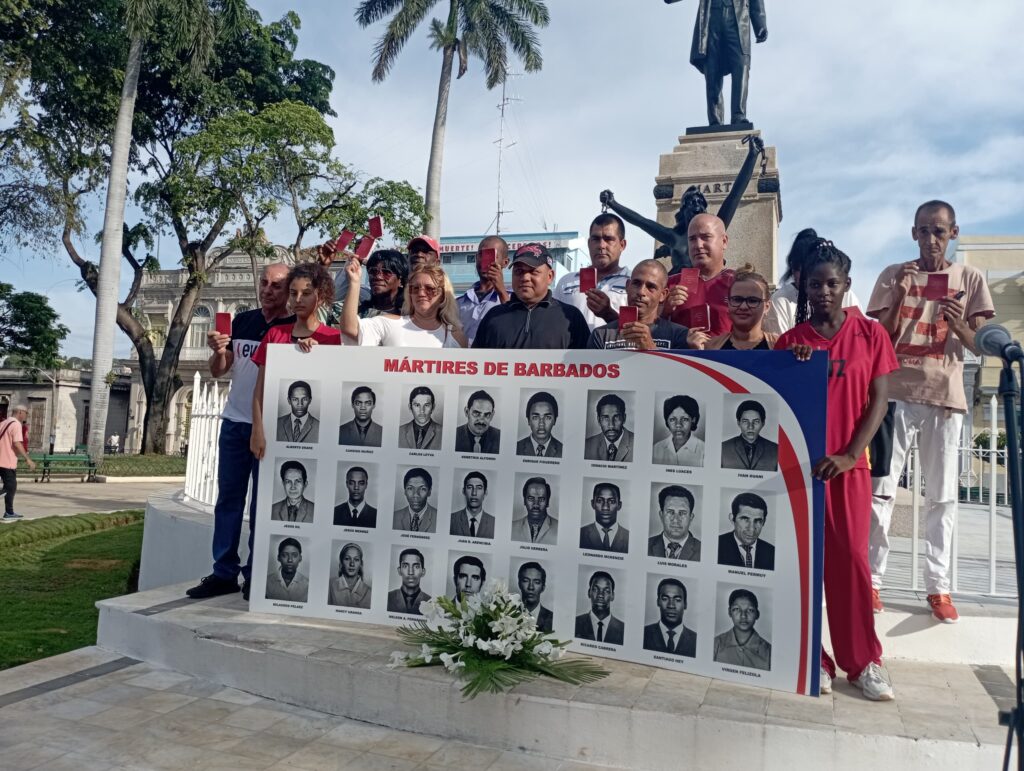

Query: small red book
[617,305,638,329]
[579,267,597,294]
[215,312,231,337]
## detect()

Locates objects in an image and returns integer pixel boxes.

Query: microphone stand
[999,358,1024,771]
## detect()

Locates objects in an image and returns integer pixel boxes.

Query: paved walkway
[0,648,596,771]
[6,479,181,520]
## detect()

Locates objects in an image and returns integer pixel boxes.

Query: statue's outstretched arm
[600,190,676,244]
[717,135,764,228]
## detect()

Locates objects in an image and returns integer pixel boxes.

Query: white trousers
[869,400,962,594]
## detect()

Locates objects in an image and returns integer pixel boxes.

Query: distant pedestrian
[0,405,36,522]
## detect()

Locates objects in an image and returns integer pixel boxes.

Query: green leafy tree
[0,283,70,369]
[355,0,550,237]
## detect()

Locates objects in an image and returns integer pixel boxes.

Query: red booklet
[479,248,496,275]
[617,305,638,329]
[334,230,356,253]
[215,312,232,337]
[687,304,711,331]
[354,236,376,261]
[678,268,705,308]
[579,267,597,294]
[368,216,383,239]
[923,273,949,301]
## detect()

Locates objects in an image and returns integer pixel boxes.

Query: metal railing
[899,394,1014,597]
[183,372,227,507]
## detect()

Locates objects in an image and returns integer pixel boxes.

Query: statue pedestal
[655,129,782,282]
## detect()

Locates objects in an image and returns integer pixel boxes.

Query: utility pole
[494,77,519,235]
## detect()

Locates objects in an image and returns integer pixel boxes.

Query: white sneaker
[819,668,832,695]
[852,662,894,701]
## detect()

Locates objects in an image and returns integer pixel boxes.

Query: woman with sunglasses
[689,265,778,350]
[340,258,467,347]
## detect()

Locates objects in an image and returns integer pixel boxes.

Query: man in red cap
[408,235,441,269]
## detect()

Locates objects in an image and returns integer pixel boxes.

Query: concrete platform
[95,582,1013,770]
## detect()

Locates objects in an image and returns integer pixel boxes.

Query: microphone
[976,324,1024,363]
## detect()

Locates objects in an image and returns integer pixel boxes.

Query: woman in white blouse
[341,257,467,348]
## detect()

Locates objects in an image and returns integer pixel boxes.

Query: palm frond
[487,2,542,73]
[368,0,438,82]
[500,0,550,27]
[124,0,160,39]
[355,0,407,27]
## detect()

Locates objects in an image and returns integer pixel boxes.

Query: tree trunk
[87,33,144,462]
[424,43,455,239]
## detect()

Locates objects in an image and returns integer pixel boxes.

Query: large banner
[250,347,827,695]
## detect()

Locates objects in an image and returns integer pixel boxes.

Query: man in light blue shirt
[457,236,510,345]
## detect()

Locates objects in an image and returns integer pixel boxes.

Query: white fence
[183,372,227,507]
[899,394,1015,597]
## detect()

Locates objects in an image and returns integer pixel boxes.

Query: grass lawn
[0,511,144,670]
[98,454,186,477]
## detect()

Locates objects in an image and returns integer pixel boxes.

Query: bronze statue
[666,0,768,128]
[600,135,764,273]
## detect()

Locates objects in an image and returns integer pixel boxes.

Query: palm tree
[355,0,549,239]
[88,0,245,461]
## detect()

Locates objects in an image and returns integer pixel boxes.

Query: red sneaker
[871,588,884,614]
[927,594,959,624]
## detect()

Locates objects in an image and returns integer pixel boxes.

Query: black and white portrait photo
[642,575,698,657]
[449,470,496,539]
[651,393,705,467]
[276,379,321,444]
[583,391,635,463]
[717,490,775,571]
[516,390,563,458]
[386,545,433,615]
[398,385,443,451]
[265,536,310,603]
[447,553,490,602]
[454,388,501,454]
[270,459,316,523]
[512,560,554,633]
[338,384,383,447]
[510,473,559,546]
[713,585,773,671]
[574,567,625,645]
[327,541,373,609]
[392,466,439,533]
[721,395,779,472]
[579,479,630,553]
[648,483,702,561]
[333,463,377,528]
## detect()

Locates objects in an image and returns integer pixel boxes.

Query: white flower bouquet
[390,580,608,699]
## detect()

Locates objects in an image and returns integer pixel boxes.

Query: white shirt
[553,265,630,330]
[662,532,692,556]
[659,621,683,648]
[764,280,861,335]
[348,501,363,520]
[734,534,759,566]
[354,315,462,348]
[457,284,504,345]
[652,434,705,467]
[589,611,613,641]
[592,521,620,546]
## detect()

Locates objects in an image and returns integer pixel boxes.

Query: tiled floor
[0,648,620,771]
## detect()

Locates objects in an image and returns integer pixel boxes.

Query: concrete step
[96,582,1011,771]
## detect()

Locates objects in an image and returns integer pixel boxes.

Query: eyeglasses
[368,267,396,278]
[726,295,765,309]
[409,284,440,297]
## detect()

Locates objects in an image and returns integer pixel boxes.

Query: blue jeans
[212,419,259,582]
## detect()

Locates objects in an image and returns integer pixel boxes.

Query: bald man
[457,235,510,345]
[589,260,690,350]
[663,214,735,336]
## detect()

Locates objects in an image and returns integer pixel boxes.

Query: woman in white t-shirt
[341,258,466,348]
[764,228,861,335]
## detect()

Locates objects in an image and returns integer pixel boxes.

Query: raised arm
[207,330,234,378]
[600,190,677,244]
[250,366,267,460]
[340,258,364,342]
[716,136,763,228]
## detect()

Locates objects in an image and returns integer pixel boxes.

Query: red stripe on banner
[779,428,810,694]
[647,351,747,393]
[652,351,814,692]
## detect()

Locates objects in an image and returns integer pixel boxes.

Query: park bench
[22,453,98,483]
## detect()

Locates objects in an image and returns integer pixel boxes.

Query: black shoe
[186,574,240,599]
[242,580,251,601]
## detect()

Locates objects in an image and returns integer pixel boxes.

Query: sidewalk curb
[94,476,186,484]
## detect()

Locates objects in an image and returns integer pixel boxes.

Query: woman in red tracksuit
[776,240,898,701]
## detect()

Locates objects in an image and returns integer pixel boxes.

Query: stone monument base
[655,129,782,282]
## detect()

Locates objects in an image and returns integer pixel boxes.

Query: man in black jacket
[717,491,774,570]
[643,578,697,657]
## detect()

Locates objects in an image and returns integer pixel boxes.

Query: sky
[7,0,1024,358]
